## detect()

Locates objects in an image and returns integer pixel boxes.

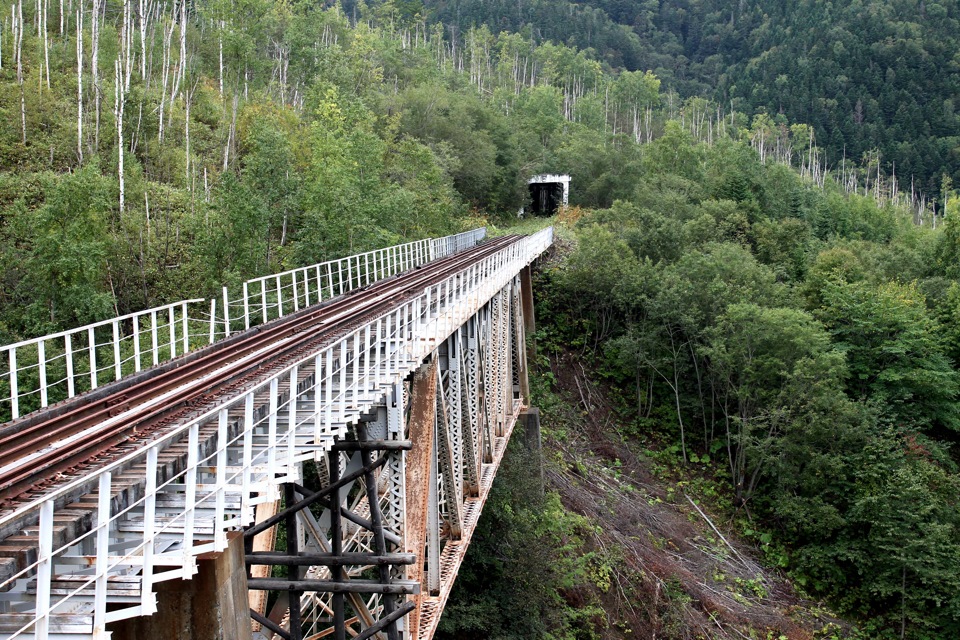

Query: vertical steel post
[34,500,53,638]
[243,282,250,330]
[38,340,48,407]
[91,325,100,387]
[142,446,158,611]
[8,349,16,419]
[93,471,112,635]
[66,333,76,396]
[111,320,121,381]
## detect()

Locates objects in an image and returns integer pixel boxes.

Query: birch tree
[76,6,83,161]
[91,0,100,148]
[15,0,25,143]
[115,0,133,212]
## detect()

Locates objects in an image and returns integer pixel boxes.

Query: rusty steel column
[519,266,536,342]
[404,360,438,640]
[247,499,280,631]
[519,269,536,408]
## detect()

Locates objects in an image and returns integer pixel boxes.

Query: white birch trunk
[42,0,48,88]
[217,20,222,94]
[184,85,190,192]
[76,6,83,161]
[116,57,124,213]
[91,0,100,149]
[138,0,146,79]
[158,12,173,141]
[16,0,25,143]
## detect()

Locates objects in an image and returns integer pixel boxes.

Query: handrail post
[8,349,17,420]
[292,270,300,312]
[209,299,217,344]
[94,471,112,635]
[243,282,251,330]
[286,365,298,478]
[215,410,228,551]
[183,423,199,578]
[142,446,158,612]
[267,378,279,476]
[276,275,284,318]
[90,325,100,388]
[261,280,269,325]
[182,301,190,354]
[132,317,141,373]
[66,334,76,396]
[223,287,231,338]
[38,340,48,408]
[168,305,177,358]
[112,320,122,381]
[34,500,54,638]
[242,393,255,523]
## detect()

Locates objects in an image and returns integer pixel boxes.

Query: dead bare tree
[76,6,83,161]
[15,0,25,144]
[42,0,49,89]
[158,5,174,141]
[115,0,133,213]
[91,0,100,149]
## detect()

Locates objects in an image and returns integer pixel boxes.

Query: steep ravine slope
[539,349,845,638]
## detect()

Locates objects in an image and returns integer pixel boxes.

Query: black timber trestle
[243,434,411,640]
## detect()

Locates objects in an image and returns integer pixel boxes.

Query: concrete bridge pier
[106,533,252,640]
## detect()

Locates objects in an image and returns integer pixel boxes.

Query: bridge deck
[0,227,553,640]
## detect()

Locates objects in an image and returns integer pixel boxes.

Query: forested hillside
[536,131,960,636]
[2,0,906,341]
[3,0,960,637]
[424,0,960,195]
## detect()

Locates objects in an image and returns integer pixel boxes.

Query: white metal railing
[0,300,206,422]
[0,226,551,639]
[211,228,487,338]
[0,229,487,424]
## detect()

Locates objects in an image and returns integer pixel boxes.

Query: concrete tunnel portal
[527,174,570,216]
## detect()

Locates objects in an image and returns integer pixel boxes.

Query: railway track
[0,235,520,509]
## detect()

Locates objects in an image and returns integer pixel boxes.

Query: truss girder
[0,229,550,640]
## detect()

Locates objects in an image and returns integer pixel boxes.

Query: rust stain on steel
[404,359,438,640]
[436,374,462,539]
[248,498,280,631]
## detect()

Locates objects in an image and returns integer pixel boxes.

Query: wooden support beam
[247,579,420,595]
[290,484,403,546]
[245,553,416,567]
[243,454,388,539]
[353,602,416,640]
[251,609,291,640]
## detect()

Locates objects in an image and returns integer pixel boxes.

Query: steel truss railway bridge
[0,227,553,640]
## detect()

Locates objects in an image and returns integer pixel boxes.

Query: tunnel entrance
[527,174,570,217]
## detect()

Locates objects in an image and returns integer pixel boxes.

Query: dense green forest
[3,0,960,637]
[535,133,960,637]
[422,0,960,195]
[0,0,939,340]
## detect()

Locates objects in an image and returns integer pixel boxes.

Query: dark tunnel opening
[528,182,564,217]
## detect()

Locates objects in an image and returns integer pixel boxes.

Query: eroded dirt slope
[541,350,846,639]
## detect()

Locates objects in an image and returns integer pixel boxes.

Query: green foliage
[542,111,960,636]
[437,434,602,640]
[817,279,960,433]
[3,0,960,635]
[427,0,960,192]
